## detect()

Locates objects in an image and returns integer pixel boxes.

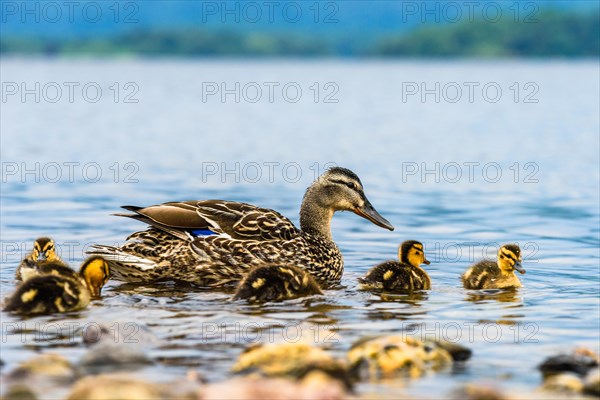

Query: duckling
[4,256,110,315]
[462,244,525,290]
[233,265,323,302]
[15,237,66,281]
[359,240,431,291]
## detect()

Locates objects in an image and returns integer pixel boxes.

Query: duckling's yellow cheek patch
[21,289,38,303]
[252,278,265,289]
[383,270,394,281]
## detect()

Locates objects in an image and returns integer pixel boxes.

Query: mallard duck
[461,244,525,289]
[4,256,110,315]
[233,265,322,302]
[15,237,65,281]
[359,240,431,291]
[89,167,394,287]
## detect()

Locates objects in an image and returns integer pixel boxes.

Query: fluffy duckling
[4,256,110,315]
[233,265,322,302]
[15,237,66,281]
[359,240,431,291]
[462,244,525,290]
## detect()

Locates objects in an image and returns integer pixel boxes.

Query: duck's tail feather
[112,210,192,242]
[87,245,158,282]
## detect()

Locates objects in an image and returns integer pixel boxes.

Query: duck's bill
[514,262,526,274]
[354,201,394,231]
[423,258,431,265]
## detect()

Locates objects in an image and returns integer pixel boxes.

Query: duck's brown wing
[461,261,500,289]
[361,261,430,291]
[116,200,299,241]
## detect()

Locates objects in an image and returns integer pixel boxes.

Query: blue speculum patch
[190,229,216,236]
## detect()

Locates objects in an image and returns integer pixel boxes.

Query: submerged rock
[451,384,511,400]
[67,374,167,400]
[539,348,599,378]
[66,373,199,400]
[3,353,78,400]
[8,353,77,383]
[200,376,348,400]
[78,340,152,375]
[539,348,600,398]
[347,335,470,380]
[1,383,38,400]
[232,342,351,390]
[541,373,584,394]
[78,322,155,375]
[584,368,600,397]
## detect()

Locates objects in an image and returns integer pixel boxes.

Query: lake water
[1,59,599,399]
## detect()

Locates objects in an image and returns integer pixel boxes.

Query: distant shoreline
[2,10,598,58]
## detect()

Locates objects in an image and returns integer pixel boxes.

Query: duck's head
[302,167,394,235]
[497,244,525,275]
[79,256,110,297]
[32,237,59,261]
[398,240,430,268]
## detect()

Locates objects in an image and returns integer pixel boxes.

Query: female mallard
[234,265,323,302]
[461,244,525,289]
[89,167,394,287]
[4,256,110,315]
[15,237,65,281]
[359,240,431,291]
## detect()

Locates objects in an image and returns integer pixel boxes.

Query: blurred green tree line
[1,9,598,57]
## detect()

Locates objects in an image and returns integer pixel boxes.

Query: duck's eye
[345,182,355,190]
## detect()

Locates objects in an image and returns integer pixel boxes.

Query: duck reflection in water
[465,288,522,303]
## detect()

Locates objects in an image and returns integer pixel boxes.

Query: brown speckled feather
[88,168,394,288]
[234,265,322,302]
[461,260,501,289]
[359,261,431,291]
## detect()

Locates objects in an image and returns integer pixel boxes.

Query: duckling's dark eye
[345,182,355,190]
